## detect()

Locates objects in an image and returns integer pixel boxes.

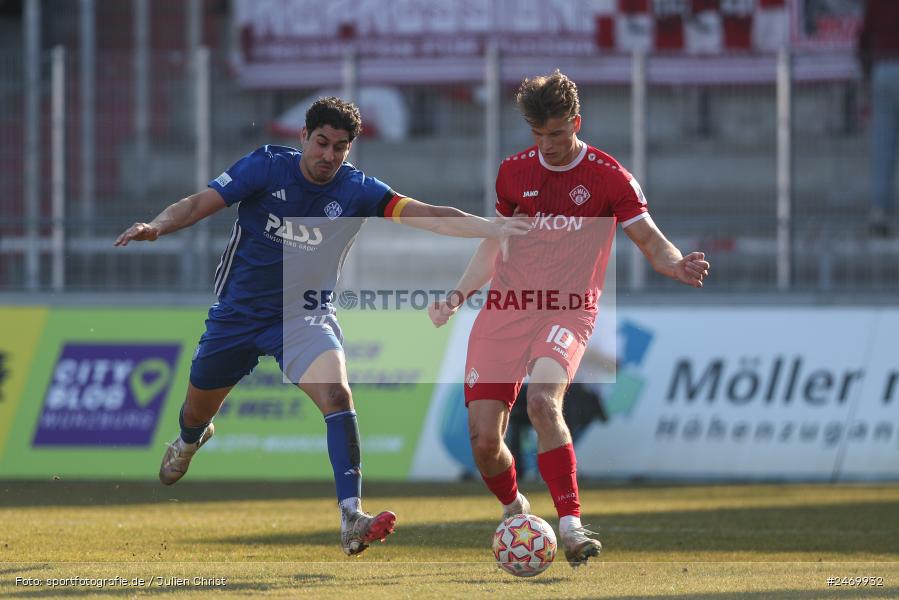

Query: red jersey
[489,142,649,320]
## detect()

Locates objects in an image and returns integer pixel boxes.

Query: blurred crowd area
[0,0,895,295]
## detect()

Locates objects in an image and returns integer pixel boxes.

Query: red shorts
[463,311,594,407]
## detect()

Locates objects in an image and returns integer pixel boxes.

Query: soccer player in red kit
[429,71,710,567]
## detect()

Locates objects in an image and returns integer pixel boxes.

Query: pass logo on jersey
[264,214,324,247]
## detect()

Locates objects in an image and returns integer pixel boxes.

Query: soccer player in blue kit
[114,97,529,556]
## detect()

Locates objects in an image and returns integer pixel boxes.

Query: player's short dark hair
[305,96,362,141]
[515,70,580,127]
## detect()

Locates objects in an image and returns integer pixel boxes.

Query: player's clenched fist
[114,222,160,246]
[428,301,459,328]
[675,251,710,288]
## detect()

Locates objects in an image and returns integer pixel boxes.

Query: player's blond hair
[515,70,580,127]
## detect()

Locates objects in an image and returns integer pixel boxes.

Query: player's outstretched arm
[114,189,227,246]
[624,217,710,288]
[390,199,531,241]
[428,238,500,327]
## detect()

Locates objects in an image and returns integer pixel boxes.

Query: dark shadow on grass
[0,481,491,507]
[207,500,899,556]
[293,573,337,584]
[515,576,568,584]
[0,565,46,577]
[4,580,897,599]
[598,500,899,556]
[601,589,899,600]
[3,571,402,597]
[0,583,285,597]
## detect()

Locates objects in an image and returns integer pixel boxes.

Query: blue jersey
[208,144,394,319]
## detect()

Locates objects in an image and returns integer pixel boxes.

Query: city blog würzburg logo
[33,343,180,447]
[569,184,591,206]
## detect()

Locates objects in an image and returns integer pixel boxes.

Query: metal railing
[0,38,892,295]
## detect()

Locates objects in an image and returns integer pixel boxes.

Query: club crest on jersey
[569,184,591,206]
[466,368,479,388]
[324,201,343,220]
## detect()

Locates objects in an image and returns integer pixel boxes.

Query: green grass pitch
[1,481,898,598]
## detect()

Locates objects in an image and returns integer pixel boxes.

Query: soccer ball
[493,514,557,577]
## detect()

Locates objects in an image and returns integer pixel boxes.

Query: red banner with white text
[233,0,861,87]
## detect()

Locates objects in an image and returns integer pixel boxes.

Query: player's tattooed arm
[114,189,227,246]
[624,217,710,288]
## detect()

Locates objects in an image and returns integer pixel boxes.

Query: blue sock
[325,409,362,503]
[179,405,210,444]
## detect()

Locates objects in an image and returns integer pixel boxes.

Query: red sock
[481,461,519,506]
[537,443,580,518]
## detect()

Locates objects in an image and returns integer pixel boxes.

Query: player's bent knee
[526,390,564,428]
[324,383,353,412]
[470,431,504,460]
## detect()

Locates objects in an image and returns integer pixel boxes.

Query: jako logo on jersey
[324,201,343,220]
[271,189,287,201]
[522,190,539,198]
[265,214,323,245]
[466,368,479,388]
[534,212,584,232]
[569,184,591,206]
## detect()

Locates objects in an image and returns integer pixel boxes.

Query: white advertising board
[411,307,899,481]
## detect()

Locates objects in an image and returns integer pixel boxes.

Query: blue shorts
[189,303,344,390]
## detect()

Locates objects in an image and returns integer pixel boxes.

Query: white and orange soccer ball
[493,514,557,577]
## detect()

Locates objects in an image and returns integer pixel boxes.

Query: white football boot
[158,423,215,485]
[502,492,532,519]
[341,509,397,556]
[560,525,602,567]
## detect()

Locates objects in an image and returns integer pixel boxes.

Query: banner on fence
[412,307,899,481]
[234,0,860,86]
[0,308,444,480]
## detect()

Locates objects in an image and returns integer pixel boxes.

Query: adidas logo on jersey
[271,189,287,201]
